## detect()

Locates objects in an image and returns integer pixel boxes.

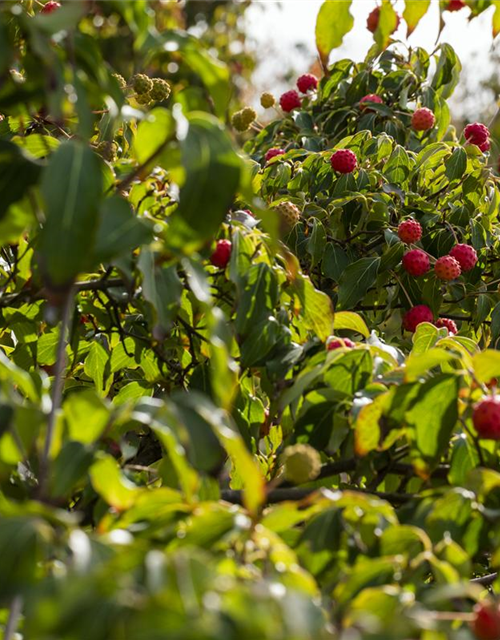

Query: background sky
[245,0,500,120]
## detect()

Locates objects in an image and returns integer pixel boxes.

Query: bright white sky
[245,0,500,119]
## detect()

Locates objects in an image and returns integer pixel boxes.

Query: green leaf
[493,0,500,38]
[355,392,391,456]
[445,147,467,182]
[138,249,182,330]
[306,218,327,267]
[210,412,265,517]
[333,311,370,338]
[150,417,200,502]
[49,441,94,498]
[0,517,51,598]
[167,113,242,251]
[113,381,152,406]
[132,107,175,165]
[94,196,154,262]
[235,263,279,337]
[374,0,399,50]
[64,389,109,444]
[403,0,431,36]
[208,308,239,411]
[384,145,411,185]
[0,349,38,403]
[472,349,500,384]
[84,341,111,397]
[411,322,440,355]
[406,374,459,467]
[156,32,231,118]
[39,141,103,285]
[0,140,43,221]
[323,243,349,282]
[405,348,458,382]
[315,0,354,66]
[337,257,380,310]
[0,17,13,77]
[12,134,60,159]
[89,455,139,511]
[292,277,335,341]
[431,43,462,99]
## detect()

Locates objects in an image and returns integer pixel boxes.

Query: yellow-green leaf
[315,0,354,67]
[472,349,500,384]
[403,0,431,36]
[334,311,370,338]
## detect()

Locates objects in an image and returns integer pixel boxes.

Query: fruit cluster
[130,74,171,106]
[397,218,478,334]
[231,106,257,132]
[464,122,491,153]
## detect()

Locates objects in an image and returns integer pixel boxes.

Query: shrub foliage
[2,2,500,640]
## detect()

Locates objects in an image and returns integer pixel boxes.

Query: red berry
[479,139,491,153]
[447,0,466,9]
[402,305,434,332]
[265,148,285,163]
[398,219,422,244]
[210,239,232,268]
[434,255,461,280]
[449,244,478,272]
[41,1,61,13]
[435,318,458,335]
[473,398,500,441]
[330,149,357,174]
[402,249,430,277]
[279,90,301,113]
[327,337,355,350]
[359,94,384,111]
[297,74,318,94]
[366,6,401,34]
[464,122,490,146]
[411,108,435,131]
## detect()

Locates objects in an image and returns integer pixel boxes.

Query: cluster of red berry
[397,218,478,335]
[279,73,318,113]
[465,122,491,153]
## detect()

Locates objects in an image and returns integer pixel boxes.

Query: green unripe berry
[96,141,118,162]
[260,92,276,109]
[241,106,257,126]
[112,73,126,90]
[150,78,171,102]
[131,73,153,95]
[135,92,152,105]
[231,111,248,132]
[281,444,321,485]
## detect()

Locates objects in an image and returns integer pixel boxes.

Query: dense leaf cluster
[1,2,500,640]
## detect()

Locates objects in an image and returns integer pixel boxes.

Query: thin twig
[4,595,23,640]
[114,139,171,194]
[221,487,416,506]
[471,573,497,586]
[0,278,126,309]
[39,291,74,492]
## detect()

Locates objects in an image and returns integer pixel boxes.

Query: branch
[38,291,74,494]
[221,487,415,506]
[0,278,126,309]
[316,460,450,481]
[114,139,170,194]
[4,595,23,640]
[471,573,497,586]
